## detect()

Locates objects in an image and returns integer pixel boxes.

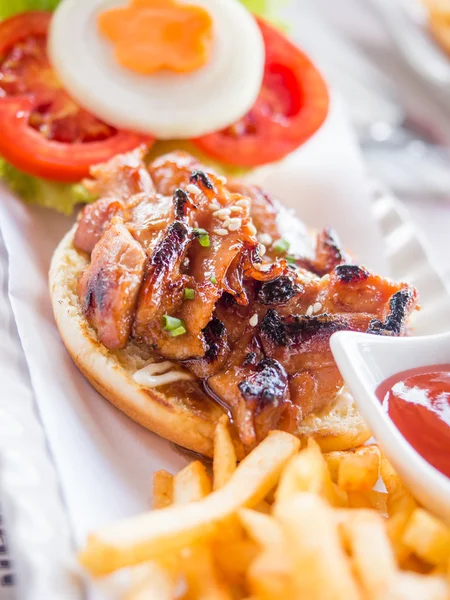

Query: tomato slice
[0,12,153,182]
[192,18,329,167]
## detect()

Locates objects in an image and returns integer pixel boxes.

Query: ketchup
[376,365,450,478]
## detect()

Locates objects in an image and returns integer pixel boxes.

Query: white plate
[0,185,449,600]
[0,99,449,599]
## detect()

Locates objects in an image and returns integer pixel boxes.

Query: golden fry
[276,438,339,505]
[342,509,397,599]
[173,460,212,505]
[238,509,285,551]
[275,493,361,600]
[383,572,449,600]
[79,431,300,576]
[124,561,175,600]
[152,470,174,509]
[213,415,237,490]
[403,509,450,567]
[247,550,293,600]
[183,545,233,600]
[337,445,380,492]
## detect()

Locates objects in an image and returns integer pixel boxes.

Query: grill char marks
[368,288,416,336]
[259,309,289,346]
[185,318,230,378]
[257,275,303,305]
[238,358,288,413]
[149,221,190,270]
[190,170,216,192]
[133,220,206,359]
[298,228,346,276]
[173,188,191,221]
[260,309,358,348]
[335,264,369,284]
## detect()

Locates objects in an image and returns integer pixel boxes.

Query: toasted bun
[49,225,371,458]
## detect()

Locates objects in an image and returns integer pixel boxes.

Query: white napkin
[0,99,386,599]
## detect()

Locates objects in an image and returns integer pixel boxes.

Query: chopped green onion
[286,255,297,264]
[272,238,290,254]
[210,275,217,284]
[162,315,185,332]
[170,325,187,337]
[193,228,210,248]
[184,287,195,300]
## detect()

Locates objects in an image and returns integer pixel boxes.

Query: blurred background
[284,0,450,282]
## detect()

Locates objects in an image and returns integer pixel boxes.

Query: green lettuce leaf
[0,159,96,215]
[0,0,283,21]
[0,0,61,18]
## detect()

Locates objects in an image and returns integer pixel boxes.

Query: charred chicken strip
[74,151,419,449]
[78,219,146,349]
[74,146,154,254]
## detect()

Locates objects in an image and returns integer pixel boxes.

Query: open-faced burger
[49,149,418,457]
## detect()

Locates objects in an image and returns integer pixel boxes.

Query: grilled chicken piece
[84,145,154,200]
[126,194,174,252]
[207,358,295,449]
[296,228,347,276]
[78,220,146,349]
[74,146,154,254]
[74,197,125,254]
[133,220,203,359]
[148,151,202,196]
[227,182,281,243]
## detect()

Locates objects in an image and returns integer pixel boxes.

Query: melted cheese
[133,361,193,388]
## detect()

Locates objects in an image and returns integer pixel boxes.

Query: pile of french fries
[80,417,450,599]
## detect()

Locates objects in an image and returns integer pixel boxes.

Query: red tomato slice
[0,12,153,182]
[192,18,329,167]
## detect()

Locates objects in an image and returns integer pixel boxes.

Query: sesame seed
[229,206,243,213]
[249,313,258,327]
[213,228,228,236]
[313,302,322,314]
[212,208,231,219]
[247,223,257,236]
[258,233,273,246]
[228,218,242,231]
[187,184,201,196]
[306,305,313,317]
[259,244,266,256]
[235,199,250,208]
[222,219,231,228]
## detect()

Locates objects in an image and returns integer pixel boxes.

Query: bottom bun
[49,225,371,458]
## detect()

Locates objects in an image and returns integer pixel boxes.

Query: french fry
[152,470,174,509]
[383,572,449,600]
[276,438,340,505]
[337,445,380,492]
[342,509,397,599]
[275,493,361,600]
[214,537,258,587]
[381,457,417,563]
[238,509,285,551]
[347,492,373,509]
[239,509,292,599]
[213,415,237,490]
[124,561,175,600]
[247,550,293,600]
[403,509,450,567]
[183,545,233,600]
[173,460,212,504]
[79,431,300,576]
[380,456,403,495]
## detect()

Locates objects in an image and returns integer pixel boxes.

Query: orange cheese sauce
[98,0,213,75]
